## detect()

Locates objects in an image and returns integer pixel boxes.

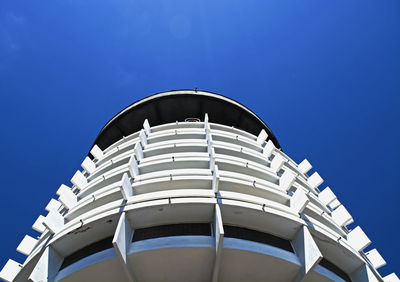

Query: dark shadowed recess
[319,258,351,282]
[60,236,113,270]
[223,225,294,253]
[132,223,212,241]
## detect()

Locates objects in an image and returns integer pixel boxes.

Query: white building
[1,90,398,282]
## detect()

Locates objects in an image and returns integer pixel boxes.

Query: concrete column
[29,246,63,282]
[112,212,135,282]
[292,225,323,282]
[212,204,224,282]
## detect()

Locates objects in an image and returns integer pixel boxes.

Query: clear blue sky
[1,0,399,277]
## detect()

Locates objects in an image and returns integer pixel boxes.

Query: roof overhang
[90,90,280,156]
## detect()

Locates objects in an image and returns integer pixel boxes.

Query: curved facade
[0,90,397,282]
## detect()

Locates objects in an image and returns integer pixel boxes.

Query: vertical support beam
[290,188,309,214]
[139,129,147,146]
[29,246,63,282]
[347,226,371,252]
[292,225,323,282]
[212,165,220,193]
[206,131,212,148]
[56,185,78,210]
[70,170,87,190]
[143,119,151,135]
[120,173,133,200]
[204,113,210,136]
[17,235,38,256]
[112,212,135,282]
[350,264,379,282]
[90,144,103,161]
[0,259,22,282]
[204,113,209,124]
[81,156,96,174]
[206,122,215,172]
[206,131,213,150]
[134,142,144,161]
[256,129,268,145]
[209,146,216,172]
[128,154,139,178]
[212,204,224,282]
[204,114,211,140]
[298,159,312,174]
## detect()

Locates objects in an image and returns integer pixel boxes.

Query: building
[0,90,398,282]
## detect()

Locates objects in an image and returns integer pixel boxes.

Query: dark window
[132,223,212,242]
[319,258,351,282]
[223,225,294,253]
[60,236,113,270]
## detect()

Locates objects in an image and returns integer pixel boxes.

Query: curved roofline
[89,90,280,156]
